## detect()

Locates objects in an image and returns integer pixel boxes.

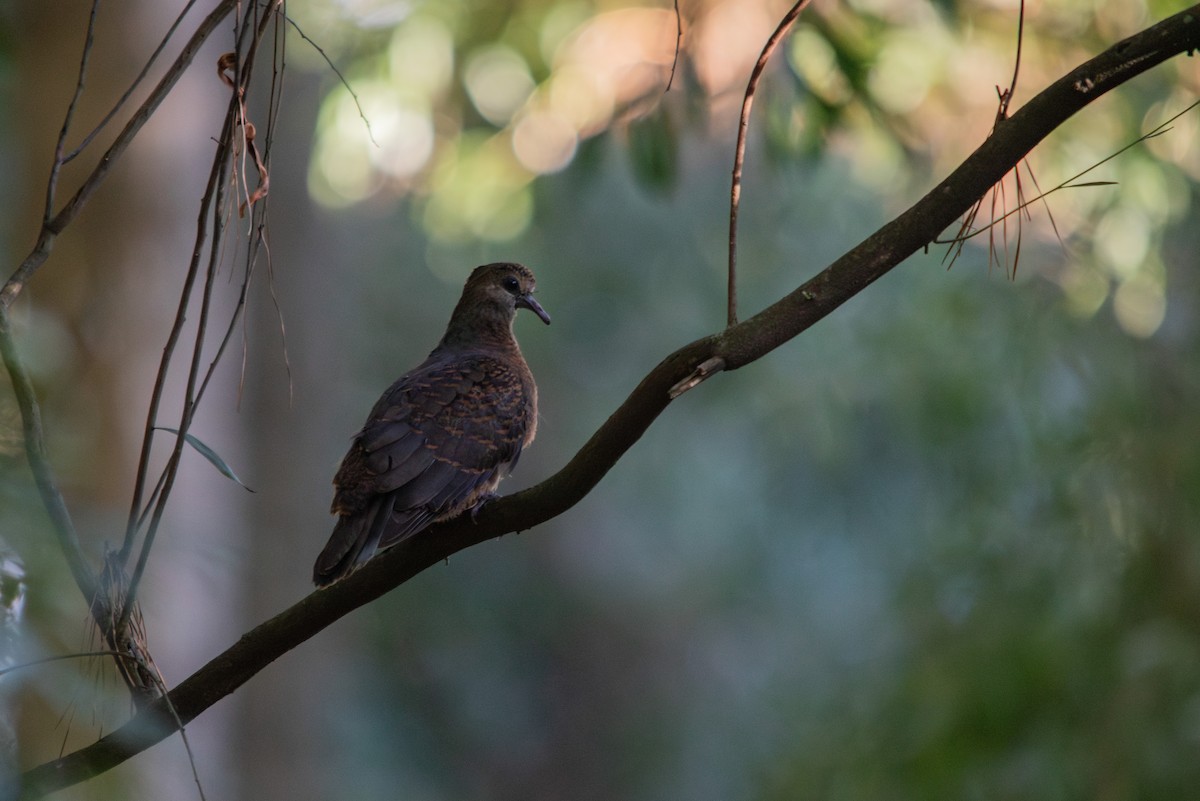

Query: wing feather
[317,352,535,585]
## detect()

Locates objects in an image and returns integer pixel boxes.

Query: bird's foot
[470,493,500,522]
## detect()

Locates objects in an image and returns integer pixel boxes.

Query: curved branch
[728,0,812,327]
[18,6,1200,798]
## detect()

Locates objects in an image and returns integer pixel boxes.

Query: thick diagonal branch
[18,6,1200,798]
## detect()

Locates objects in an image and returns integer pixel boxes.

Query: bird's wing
[344,352,533,537]
[315,353,533,585]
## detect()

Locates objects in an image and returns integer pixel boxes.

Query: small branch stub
[669,357,726,399]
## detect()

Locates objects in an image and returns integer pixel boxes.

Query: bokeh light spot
[512,110,578,174]
[1094,205,1150,279]
[423,135,533,242]
[367,104,435,179]
[547,65,614,137]
[388,15,455,97]
[309,87,381,207]
[465,46,536,126]
[869,31,944,114]
[1058,264,1109,319]
[1114,273,1166,338]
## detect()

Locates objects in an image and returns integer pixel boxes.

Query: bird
[313,262,550,587]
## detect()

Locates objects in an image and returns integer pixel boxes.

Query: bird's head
[465,262,551,326]
[441,262,551,349]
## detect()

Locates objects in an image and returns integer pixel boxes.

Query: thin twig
[64,0,201,164]
[946,0,1028,276]
[665,0,683,92]
[0,650,137,678]
[261,235,294,403]
[45,0,100,223]
[283,12,378,147]
[728,0,812,328]
[261,16,293,401]
[1010,166,1025,277]
[120,102,239,624]
[0,0,239,310]
[121,1,284,626]
[121,184,227,630]
[935,99,1200,248]
[1023,157,1064,249]
[0,648,207,801]
[0,306,96,602]
[997,0,1025,121]
[119,108,230,566]
[121,0,273,563]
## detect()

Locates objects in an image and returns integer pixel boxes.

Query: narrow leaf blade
[155,427,254,492]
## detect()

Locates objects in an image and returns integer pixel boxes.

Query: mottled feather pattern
[313,263,549,586]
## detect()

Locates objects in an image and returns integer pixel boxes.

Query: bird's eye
[502,276,520,293]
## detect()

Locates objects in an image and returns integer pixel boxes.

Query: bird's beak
[518,294,551,325]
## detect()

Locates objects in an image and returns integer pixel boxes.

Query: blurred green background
[3,0,1199,799]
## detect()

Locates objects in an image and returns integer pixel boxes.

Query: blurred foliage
[3,0,1200,799]
[627,104,678,192]
[298,0,1198,338]
[286,0,1200,798]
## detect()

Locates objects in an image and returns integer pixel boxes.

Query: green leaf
[155,427,254,492]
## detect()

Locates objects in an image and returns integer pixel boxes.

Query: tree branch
[44,0,100,223]
[0,0,277,730]
[0,306,95,603]
[121,0,284,624]
[0,0,239,310]
[17,5,1200,798]
[63,0,203,165]
[728,0,812,328]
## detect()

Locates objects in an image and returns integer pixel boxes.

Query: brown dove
[313,262,550,586]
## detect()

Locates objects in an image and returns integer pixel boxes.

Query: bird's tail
[312,496,389,587]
